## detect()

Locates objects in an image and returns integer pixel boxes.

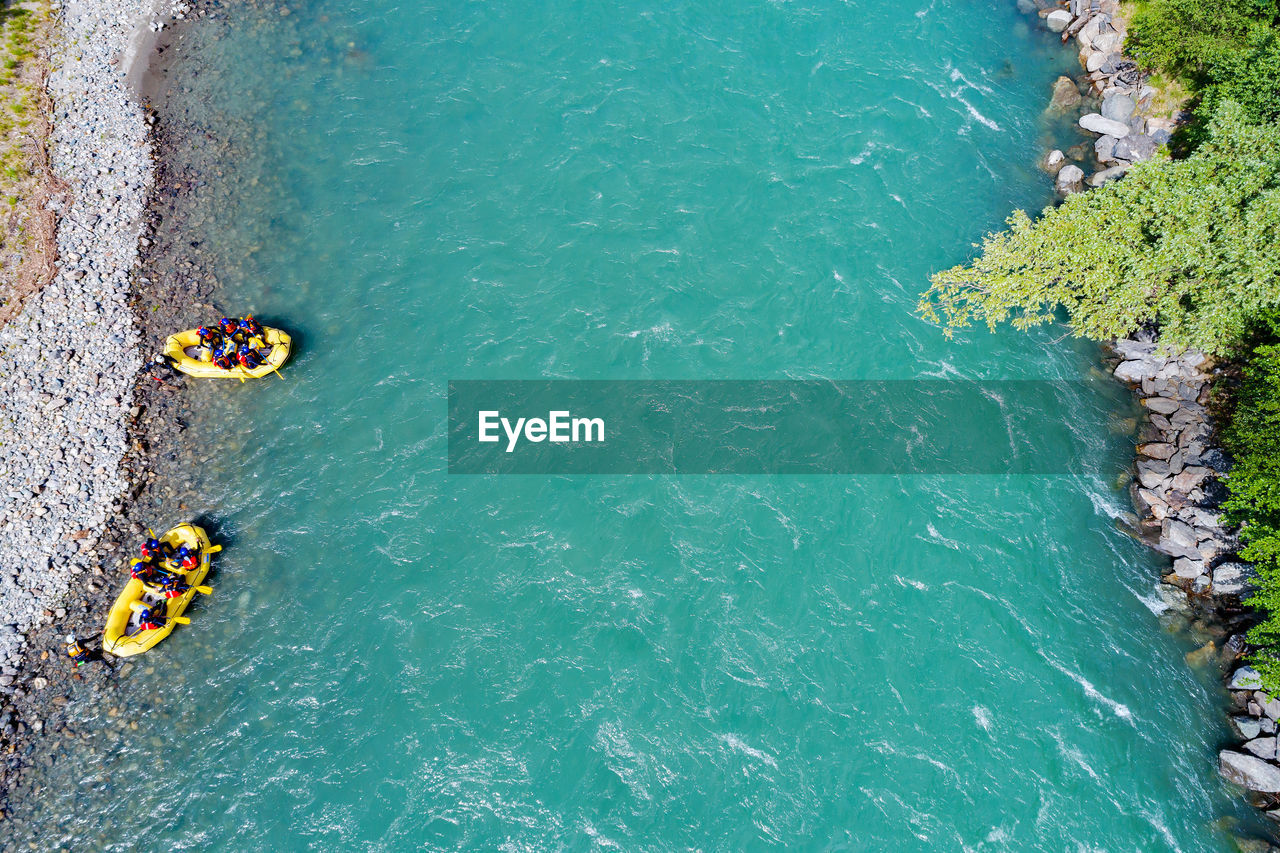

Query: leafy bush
[1127,0,1278,76]
[1198,27,1280,124]
[918,102,1280,355]
[1220,343,1280,690]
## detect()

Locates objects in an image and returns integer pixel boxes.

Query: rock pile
[1109,340,1280,829]
[1025,0,1178,192]
[1109,340,1241,603]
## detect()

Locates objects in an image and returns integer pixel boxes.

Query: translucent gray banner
[448,380,1102,474]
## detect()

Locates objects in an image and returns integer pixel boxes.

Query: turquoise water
[8,0,1270,848]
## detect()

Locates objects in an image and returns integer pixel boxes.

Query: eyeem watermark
[478,410,605,453]
[449,380,1125,475]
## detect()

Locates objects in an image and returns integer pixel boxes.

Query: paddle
[171,616,191,625]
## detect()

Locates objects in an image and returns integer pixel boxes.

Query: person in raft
[236,343,265,370]
[218,316,240,339]
[136,605,167,632]
[156,575,191,598]
[140,537,173,563]
[196,325,222,347]
[172,544,199,571]
[238,316,265,347]
[129,557,170,587]
[210,343,235,371]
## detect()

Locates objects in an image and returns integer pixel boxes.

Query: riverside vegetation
[0,0,56,327]
[923,0,1280,822]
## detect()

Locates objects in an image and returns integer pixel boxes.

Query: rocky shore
[1022,0,1280,842]
[1021,0,1177,194]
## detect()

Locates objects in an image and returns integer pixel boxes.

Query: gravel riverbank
[0,0,197,808]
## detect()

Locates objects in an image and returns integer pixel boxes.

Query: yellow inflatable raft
[162,326,291,380]
[103,523,220,658]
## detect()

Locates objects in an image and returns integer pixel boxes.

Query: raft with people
[102,523,220,657]
[163,315,291,380]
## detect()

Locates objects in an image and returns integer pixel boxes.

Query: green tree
[1221,343,1280,691]
[1127,0,1278,75]
[919,102,1280,355]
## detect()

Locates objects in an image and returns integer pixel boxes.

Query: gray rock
[1113,359,1155,383]
[1091,30,1124,54]
[1245,737,1279,761]
[1056,164,1085,194]
[1143,397,1180,415]
[1157,519,1200,558]
[1114,134,1160,164]
[1232,667,1265,691]
[1113,339,1156,359]
[1220,750,1280,792]
[1088,164,1129,187]
[1095,135,1118,163]
[1234,715,1265,740]
[1170,466,1212,494]
[1080,112,1131,137]
[1172,557,1204,579]
[1214,563,1259,598]
[1046,9,1072,32]
[1101,93,1136,122]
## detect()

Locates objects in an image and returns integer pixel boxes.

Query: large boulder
[1046,9,1072,31]
[1245,737,1280,761]
[1114,339,1156,360]
[1157,518,1201,559]
[1056,164,1085,194]
[1220,750,1280,792]
[1170,466,1212,493]
[1080,113,1131,137]
[1214,563,1259,598]
[1092,29,1124,54]
[1143,396,1179,415]
[1232,667,1265,691]
[1101,93,1136,122]
[1113,358,1155,382]
[1095,135,1118,163]
[1114,134,1160,164]
[1172,557,1204,580]
[1233,715,1265,740]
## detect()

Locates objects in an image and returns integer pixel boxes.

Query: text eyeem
[478,410,605,453]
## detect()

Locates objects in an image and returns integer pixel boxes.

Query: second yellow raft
[103,523,219,658]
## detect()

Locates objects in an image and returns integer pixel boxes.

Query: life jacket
[180,553,198,570]
[237,350,261,368]
[162,588,186,599]
[130,559,159,581]
[138,619,163,631]
[66,640,89,665]
[138,610,165,631]
[213,353,233,370]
